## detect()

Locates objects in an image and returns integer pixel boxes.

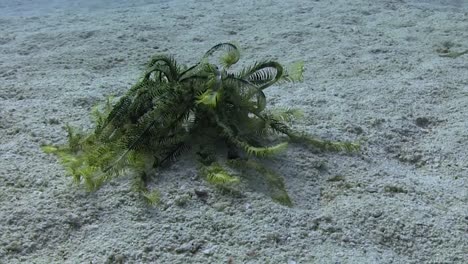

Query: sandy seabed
[0,0,467,263]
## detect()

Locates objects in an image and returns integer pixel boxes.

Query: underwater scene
[0,0,467,263]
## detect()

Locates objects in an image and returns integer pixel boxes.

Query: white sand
[0,0,467,263]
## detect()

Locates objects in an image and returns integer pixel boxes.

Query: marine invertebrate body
[43,43,359,205]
